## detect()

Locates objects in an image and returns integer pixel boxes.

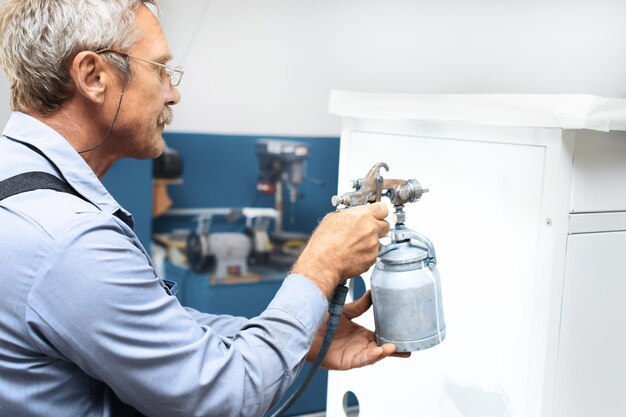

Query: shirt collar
[2,111,130,218]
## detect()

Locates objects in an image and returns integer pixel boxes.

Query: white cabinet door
[554,231,626,417]
[571,131,626,213]
[328,127,556,417]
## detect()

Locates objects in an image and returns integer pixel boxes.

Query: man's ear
[69,51,110,105]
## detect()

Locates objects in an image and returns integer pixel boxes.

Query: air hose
[267,283,349,417]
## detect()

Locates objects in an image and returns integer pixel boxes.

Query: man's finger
[377,219,390,237]
[381,343,410,358]
[368,201,389,219]
[343,291,372,320]
[353,346,386,368]
[357,342,403,367]
[379,343,398,356]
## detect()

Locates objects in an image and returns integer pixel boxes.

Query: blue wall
[154,132,341,416]
[100,132,340,258]
[102,158,152,248]
[155,133,340,236]
[103,133,339,416]
[102,134,345,415]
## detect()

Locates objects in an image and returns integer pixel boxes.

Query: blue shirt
[0,112,328,417]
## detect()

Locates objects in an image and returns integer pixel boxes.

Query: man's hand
[292,202,389,299]
[307,291,411,370]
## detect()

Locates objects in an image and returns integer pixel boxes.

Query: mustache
[157,106,174,126]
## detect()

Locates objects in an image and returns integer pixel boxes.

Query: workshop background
[1,0,626,416]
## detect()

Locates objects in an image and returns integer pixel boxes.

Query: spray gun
[331,161,426,223]
[268,162,444,417]
[332,162,446,352]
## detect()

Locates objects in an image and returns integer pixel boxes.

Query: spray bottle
[332,162,446,351]
[269,162,444,416]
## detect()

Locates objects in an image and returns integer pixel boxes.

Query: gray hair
[0,0,159,115]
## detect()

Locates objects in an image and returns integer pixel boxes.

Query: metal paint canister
[370,228,446,352]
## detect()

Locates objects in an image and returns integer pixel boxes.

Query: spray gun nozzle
[331,164,427,210]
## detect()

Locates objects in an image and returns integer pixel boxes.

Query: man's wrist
[291,262,338,299]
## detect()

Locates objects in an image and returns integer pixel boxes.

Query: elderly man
[0,1,403,416]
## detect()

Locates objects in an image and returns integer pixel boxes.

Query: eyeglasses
[95,48,184,87]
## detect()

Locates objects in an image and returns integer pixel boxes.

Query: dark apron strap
[0,171,87,202]
[1,170,149,417]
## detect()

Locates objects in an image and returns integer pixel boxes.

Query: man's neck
[26,105,118,179]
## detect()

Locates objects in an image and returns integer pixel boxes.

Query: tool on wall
[152,145,184,217]
[153,145,184,179]
[186,215,252,281]
[269,162,445,417]
[256,138,325,266]
[185,208,278,282]
[186,139,319,278]
[256,139,310,234]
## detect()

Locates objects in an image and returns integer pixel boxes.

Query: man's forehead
[133,3,171,61]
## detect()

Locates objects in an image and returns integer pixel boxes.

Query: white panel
[571,131,626,213]
[554,232,626,417]
[568,212,626,234]
[328,130,548,417]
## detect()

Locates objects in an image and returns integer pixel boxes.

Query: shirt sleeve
[183,306,249,339]
[25,214,328,417]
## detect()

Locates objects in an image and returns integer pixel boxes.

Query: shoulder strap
[0,171,88,203]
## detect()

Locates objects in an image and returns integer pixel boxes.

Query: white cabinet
[554,231,626,417]
[571,130,626,212]
[326,92,626,417]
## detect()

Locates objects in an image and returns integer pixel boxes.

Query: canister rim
[377,242,428,265]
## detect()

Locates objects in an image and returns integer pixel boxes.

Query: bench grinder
[332,162,446,352]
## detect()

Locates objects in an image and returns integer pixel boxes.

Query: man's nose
[165,84,181,106]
